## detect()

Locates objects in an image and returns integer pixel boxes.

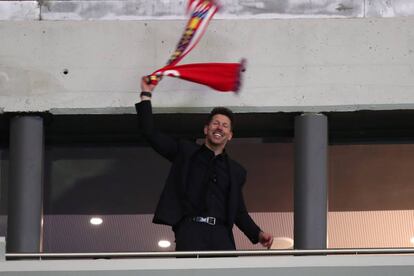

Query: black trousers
[174,219,236,251]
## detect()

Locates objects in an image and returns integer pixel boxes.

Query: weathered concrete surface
[1,0,414,21]
[39,0,364,21]
[366,0,414,17]
[1,18,414,114]
[0,1,39,21]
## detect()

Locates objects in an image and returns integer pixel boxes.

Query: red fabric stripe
[156,60,245,92]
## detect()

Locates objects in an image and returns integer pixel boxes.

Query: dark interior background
[1,110,414,251]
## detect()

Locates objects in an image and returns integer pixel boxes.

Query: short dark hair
[205,107,234,130]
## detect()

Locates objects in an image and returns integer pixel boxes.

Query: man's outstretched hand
[141,76,156,93]
[258,231,274,249]
[140,76,157,101]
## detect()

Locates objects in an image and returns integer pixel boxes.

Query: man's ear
[204,125,208,135]
[228,131,233,141]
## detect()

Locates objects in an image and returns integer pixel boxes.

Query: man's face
[204,114,233,147]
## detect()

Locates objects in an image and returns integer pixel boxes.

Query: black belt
[189,216,223,226]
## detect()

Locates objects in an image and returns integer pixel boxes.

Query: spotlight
[158,240,171,248]
[90,217,103,225]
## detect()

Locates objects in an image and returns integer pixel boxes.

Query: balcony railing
[5,248,414,260]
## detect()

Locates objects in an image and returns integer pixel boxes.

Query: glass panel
[43,140,294,252]
[328,144,414,248]
[44,145,171,252]
[0,149,8,237]
[227,139,294,250]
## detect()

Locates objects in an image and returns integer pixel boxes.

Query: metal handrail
[5,248,414,259]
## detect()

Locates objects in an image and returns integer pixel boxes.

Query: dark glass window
[328,144,414,248]
[43,140,294,252]
[0,149,8,237]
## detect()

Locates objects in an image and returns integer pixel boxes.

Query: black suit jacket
[136,101,261,244]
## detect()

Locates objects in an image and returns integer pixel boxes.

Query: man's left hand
[258,231,273,249]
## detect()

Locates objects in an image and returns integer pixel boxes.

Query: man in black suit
[136,77,273,251]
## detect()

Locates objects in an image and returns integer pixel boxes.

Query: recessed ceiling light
[270,237,294,250]
[90,217,103,225]
[158,240,171,248]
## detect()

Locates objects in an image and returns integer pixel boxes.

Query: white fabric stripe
[180,4,218,60]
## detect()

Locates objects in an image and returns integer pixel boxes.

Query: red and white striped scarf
[148,0,245,93]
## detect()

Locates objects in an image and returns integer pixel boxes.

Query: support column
[294,113,328,249]
[7,116,44,253]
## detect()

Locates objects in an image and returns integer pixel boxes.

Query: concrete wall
[1,1,414,114]
[1,17,414,114]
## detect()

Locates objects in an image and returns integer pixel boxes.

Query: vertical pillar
[294,113,328,249]
[7,116,44,253]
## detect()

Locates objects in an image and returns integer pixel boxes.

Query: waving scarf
[148,0,245,93]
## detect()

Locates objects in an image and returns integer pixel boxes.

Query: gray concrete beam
[1,18,414,114]
[3,0,414,21]
[366,0,414,17]
[39,0,364,21]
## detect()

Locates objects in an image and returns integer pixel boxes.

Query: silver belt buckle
[206,217,216,225]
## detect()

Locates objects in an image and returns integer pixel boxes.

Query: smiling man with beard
[136,77,273,251]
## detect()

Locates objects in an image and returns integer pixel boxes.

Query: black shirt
[185,145,230,222]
